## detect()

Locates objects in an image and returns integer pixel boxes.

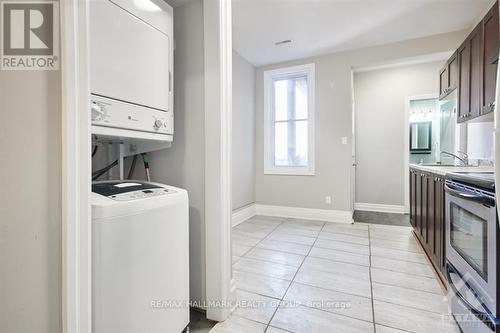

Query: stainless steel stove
[446,172,495,191]
[444,171,499,333]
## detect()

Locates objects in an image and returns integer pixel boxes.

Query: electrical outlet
[325,196,332,204]
[341,137,348,145]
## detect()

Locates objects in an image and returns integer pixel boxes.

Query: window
[264,63,315,175]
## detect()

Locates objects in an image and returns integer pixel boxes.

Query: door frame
[61,1,92,332]
[349,70,356,215]
[61,0,235,329]
[404,93,439,214]
[204,0,236,322]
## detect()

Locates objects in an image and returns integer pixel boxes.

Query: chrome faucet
[440,151,468,166]
[457,150,469,163]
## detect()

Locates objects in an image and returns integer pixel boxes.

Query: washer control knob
[153,119,163,129]
[91,102,103,121]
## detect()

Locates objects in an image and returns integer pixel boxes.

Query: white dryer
[91,181,189,333]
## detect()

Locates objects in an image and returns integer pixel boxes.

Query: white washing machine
[91,181,189,333]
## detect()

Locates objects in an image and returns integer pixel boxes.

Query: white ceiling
[233,0,494,66]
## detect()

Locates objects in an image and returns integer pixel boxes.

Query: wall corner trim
[232,204,257,227]
[354,202,406,214]
[254,204,353,223]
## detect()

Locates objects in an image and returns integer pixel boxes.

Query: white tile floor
[209,215,461,333]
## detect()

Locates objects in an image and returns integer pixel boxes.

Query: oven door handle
[444,184,495,207]
[446,263,498,331]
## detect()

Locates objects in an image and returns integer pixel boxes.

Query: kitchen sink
[420,163,470,167]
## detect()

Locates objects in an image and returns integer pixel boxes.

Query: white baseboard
[232,204,257,227]
[354,202,405,214]
[255,204,353,224]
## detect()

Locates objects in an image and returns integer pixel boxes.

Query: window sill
[264,168,315,176]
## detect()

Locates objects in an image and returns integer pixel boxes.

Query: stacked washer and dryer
[89,1,190,333]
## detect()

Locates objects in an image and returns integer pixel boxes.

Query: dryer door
[90,0,171,111]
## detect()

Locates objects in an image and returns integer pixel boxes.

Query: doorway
[404,94,440,213]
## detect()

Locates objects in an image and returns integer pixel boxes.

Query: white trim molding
[204,0,236,322]
[61,0,92,332]
[232,204,257,227]
[263,63,316,176]
[354,202,406,214]
[352,51,453,73]
[255,204,353,223]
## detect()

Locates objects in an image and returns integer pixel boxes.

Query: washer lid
[92,181,172,202]
[92,181,164,196]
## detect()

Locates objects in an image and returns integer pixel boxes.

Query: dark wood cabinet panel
[410,171,417,228]
[421,174,428,240]
[458,41,471,122]
[453,1,498,122]
[427,175,435,256]
[470,25,483,119]
[458,25,483,121]
[435,178,446,273]
[482,3,499,115]
[439,66,448,98]
[439,52,458,99]
[448,52,458,92]
[416,172,422,235]
[409,168,446,284]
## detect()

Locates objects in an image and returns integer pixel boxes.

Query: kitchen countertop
[409,164,494,176]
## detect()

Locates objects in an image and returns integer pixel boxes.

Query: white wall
[232,51,256,210]
[255,31,467,213]
[145,0,206,305]
[0,67,61,331]
[354,61,443,207]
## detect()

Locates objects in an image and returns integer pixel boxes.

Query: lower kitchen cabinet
[409,168,446,284]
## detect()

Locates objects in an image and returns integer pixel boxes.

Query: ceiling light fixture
[275,39,292,46]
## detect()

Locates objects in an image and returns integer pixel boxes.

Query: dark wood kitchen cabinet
[482,2,499,115]
[454,1,499,122]
[458,24,483,122]
[439,52,458,99]
[409,167,446,283]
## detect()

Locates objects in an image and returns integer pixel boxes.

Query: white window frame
[263,63,315,176]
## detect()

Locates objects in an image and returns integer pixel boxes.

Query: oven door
[445,182,497,315]
[447,262,499,332]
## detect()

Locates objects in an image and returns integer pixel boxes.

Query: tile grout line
[233,269,449,317]
[231,217,287,332]
[236,221,442,301]
[232,217,312,332]
[230,219,446,333]
[263,220,327,333]
[235,218,287,259]
[368,225,377,333]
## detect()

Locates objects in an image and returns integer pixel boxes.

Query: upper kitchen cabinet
[455,1,499,123]
[457,40,470,122]
[439,52,457,99]
[482,2,499,115]
[458,24,482,122]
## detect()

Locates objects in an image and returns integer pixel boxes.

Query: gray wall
[0,68,61,330]
[255,31,467,212]
[232,51,256,210]
[354,61,443,206]
[146,0,206,304]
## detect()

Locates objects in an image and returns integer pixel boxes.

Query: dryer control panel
[91,94,173,137]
